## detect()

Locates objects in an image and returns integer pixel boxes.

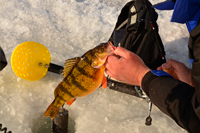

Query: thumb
[162,62,172,70]
[114,47,132,59]
[163,59,180,70]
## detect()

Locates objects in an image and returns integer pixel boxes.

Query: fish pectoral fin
[63,57,81,78]
[66,98,76,105]
[101,74,107,89]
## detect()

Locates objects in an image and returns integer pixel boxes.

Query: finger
[162,62,172,69]
[105,57,115,71]
[105,69,112,77]
[167,59,181,69]
[157,66,162,70]
[106,54,120,64]
[105,61,111,69]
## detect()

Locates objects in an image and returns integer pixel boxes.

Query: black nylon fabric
[0,47,7,71]
[141,18,200,133]
[109,0,166,70]
[142,71,200,133]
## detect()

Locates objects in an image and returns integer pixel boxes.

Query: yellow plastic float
[11,41,51,81]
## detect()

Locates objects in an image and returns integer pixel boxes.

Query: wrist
[138,68,151,87]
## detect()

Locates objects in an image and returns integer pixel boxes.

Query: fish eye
[99,48,104,52]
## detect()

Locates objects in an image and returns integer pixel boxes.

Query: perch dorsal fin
[63,57,81,78]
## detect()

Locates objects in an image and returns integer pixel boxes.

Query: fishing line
[0,123,12,133]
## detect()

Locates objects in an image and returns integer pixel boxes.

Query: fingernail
[162,63,167,67]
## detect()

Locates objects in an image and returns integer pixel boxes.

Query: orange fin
[44,103,60,118]
[66,98,76,105]
[101,74,107,89]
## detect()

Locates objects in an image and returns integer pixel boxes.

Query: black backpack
[108,0,166,70]
[107,0,166,98]
[107,0,166,125]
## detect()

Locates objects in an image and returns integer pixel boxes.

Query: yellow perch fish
[44,42,114,118]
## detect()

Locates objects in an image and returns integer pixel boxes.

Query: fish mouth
[107,41,115,53]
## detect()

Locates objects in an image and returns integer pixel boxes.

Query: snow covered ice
[0,0,190,133]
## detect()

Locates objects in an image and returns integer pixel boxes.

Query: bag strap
[143,0,165,60]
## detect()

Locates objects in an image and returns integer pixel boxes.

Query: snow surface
[1,0,190,133]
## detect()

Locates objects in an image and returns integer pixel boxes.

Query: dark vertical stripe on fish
[54,96,62,105]
[83,55,90,64]
[70,74,88,92]
[75,65,93,79]
[59,83,74,98]
[58,95,65,101]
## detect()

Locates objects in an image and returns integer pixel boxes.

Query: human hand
[157,59,195,87]
[105,47,150,86]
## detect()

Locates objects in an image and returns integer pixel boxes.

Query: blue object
[186,9,200,32]
[190,59,194,64]
[151,70,173,78]
[153,0,200,32]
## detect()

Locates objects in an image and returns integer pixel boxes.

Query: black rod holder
[52,108,68,133]
[48,63,64,75]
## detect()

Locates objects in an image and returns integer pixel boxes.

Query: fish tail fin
[44,103,60,118]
